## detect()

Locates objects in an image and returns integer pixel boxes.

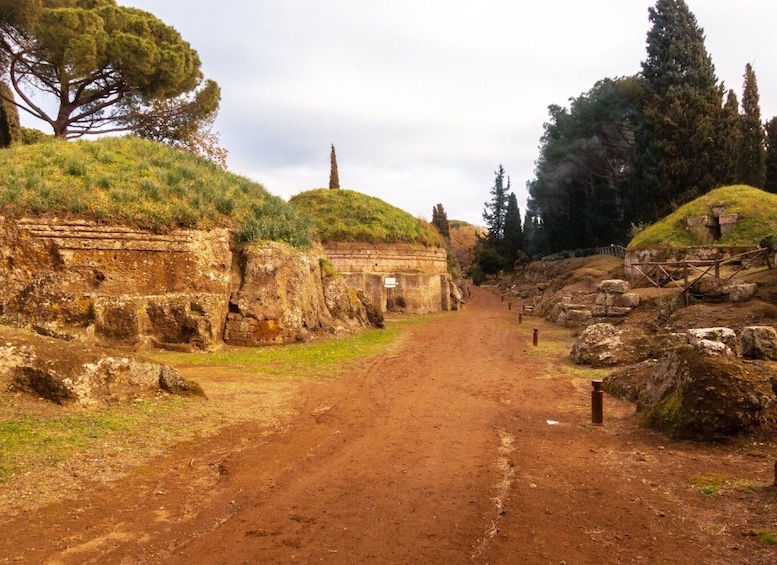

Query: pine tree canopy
[0,0,218,140]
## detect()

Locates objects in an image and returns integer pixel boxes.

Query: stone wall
[323,242,459,314]
[0,218,375,349]
[0,218,232,348]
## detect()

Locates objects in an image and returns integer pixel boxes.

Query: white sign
[384,277,398,288]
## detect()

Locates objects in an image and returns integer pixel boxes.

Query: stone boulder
[322,275,373,332]
[686,327,739,356]
[739,326,777,360]
[638,347,777,440]
[570,324,623,366]
[592,279,640,318]
[570,323,686,368]
[598,279,630,294]
[1,327,203,406]
[224,242,376,346]
[723,283,758,303]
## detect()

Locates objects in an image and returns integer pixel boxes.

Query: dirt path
[2,287,776,564]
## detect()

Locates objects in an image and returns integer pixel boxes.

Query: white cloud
[20,1,777,226]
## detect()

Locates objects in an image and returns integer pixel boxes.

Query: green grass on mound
[628,185,777,250]
[289,188,443,246]
[0,136,312,247]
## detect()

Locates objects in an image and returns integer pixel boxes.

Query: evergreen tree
[0,0,218,140]
[329,144,340,189]
[502,192,523,261]
[482,165,509,243]
[765,117,777,193]
[640,0,728,214]
[0,81,20,147]
[736,64,766,188]
[527,78,642,251]
[431,203,450,240]
[721,89,741,185]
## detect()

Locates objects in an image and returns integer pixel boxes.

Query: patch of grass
[753,530,777,545]
[628,185,777,250]
[562,361,612,382]
[150,325,403,379]
[0,136,313,247]
[687,473,731,495]
[289,188,443,247]
[0,400,188,482]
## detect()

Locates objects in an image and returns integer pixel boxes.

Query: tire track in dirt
[2,286,776,564]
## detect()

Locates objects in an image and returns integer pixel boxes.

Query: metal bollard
[508,302,512,311]
[592,380,604,425]
[532,328,539,347]
[501,295,504,303]
[518,313,523,324]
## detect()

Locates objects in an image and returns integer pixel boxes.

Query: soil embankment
[1,287,776,564]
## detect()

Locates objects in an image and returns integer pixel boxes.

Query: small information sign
[384,277,398,288]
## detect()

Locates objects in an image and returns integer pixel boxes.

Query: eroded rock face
[637,347,777,440]
[224,242,378,346]
[0,218,232,349]
[0,219,377,349]
[1,328,203,406]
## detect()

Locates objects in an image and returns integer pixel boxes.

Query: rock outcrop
[637,348,777,440]
[1,328,203,406]
[0,218,380,350]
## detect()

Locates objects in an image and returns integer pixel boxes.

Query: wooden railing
[629,247,772,295]
[595,245,626,259]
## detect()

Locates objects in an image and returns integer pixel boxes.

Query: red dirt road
[2,287,776,564]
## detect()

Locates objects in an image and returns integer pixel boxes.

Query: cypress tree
[502,192,523,261]
[482,165,509,243]
[329,144,340,189]
[431,203,450,240]
[0,81,20,147]
[765,117,777,193]
[736,64,766,188]
[721,89,741,185]
[640,0,727,214]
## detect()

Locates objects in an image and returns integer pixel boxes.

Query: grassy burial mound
[629,185,777,250]
[289,188,443,247]
[0,136,313,247]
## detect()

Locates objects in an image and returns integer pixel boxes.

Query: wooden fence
[628,247,772,301]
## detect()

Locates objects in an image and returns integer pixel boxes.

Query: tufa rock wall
[0,218,376,349]
[224,242,372,345]
[323,242,461,314]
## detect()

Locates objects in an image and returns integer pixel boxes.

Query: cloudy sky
[26,1,777,225]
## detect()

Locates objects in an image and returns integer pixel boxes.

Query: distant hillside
[628,185,777,250]
[449,220,485,268]
[289,189,443,247]
[0,136,312,247]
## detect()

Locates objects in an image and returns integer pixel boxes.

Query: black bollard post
[508,302,512,311]
[518,313,523,324]
[532,328,539,347]
[592,380,604,425]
